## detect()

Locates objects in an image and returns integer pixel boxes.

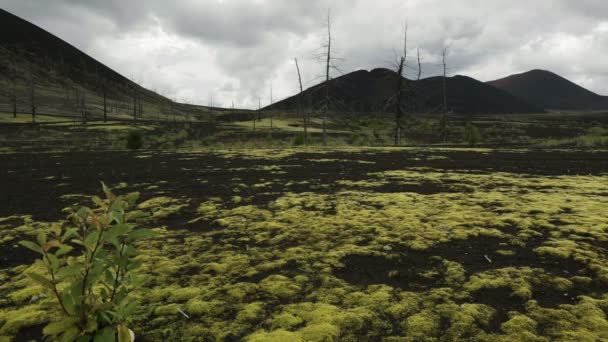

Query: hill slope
[267,68,542,114]
[0,8,214,122]
[487,69,608,110]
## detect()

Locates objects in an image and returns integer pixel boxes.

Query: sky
[2,0,608,109]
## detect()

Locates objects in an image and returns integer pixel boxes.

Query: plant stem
[80,227,105,325]
[109,241,126,302]
[42,250,70,315]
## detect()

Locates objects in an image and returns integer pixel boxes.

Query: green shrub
[587,126,608,136]
[126,129,144,150]
[292,132,308,146]
[20,183,156,341]
[352,131,371,146]
[463,122,481,147]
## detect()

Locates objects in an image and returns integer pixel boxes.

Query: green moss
[246,329,303,342]
[403,310,440,339]
[0,305,48,336]
[184,299,225,318]
[269,312,304,330]
[299,322,340,341]
[499,315,547,342]
[236,302,265,323]
[259,275,302,300]
[168,287,202,302]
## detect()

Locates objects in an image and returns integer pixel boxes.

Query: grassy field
[1,148,608,341]
[1,110,608,154]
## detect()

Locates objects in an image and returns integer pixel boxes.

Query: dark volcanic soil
[1,148,608,338]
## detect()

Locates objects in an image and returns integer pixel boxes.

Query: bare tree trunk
[269,85,273,133]
[394,21,407,146]
[172,101,176,123]
[231,100,235,124]
[323,10,332,146]
[29,73,36,123]
[294,58,307,145]
[81,90,87,124]
[103,81,107,122]
[9,57,17,118]
[133,87,137,123]
[411,48,422,113]
[441,48,448,142]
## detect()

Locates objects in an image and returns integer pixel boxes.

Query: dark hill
[267,68,542,114]
[487,69,608,110]
[0,9,216,121]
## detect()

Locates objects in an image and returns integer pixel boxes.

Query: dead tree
[255,97,262,133]
[258,97,262,122]
[411,48,422,113]
[29,72,36,123]
[9,56,17,118]
[133,86,137,123]
[394,21,408,146]
[441,48,448,142]
[269,84,274,132]
[294,58,307,144]
[322,10,332,145]
[102,79,107,122]
[314,9,343,145]
[81,89,87,123]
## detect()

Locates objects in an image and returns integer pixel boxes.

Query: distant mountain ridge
[487,69,608,110]
[2,8,606,118]
[267,68,543,114]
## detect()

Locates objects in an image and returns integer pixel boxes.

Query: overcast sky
[2,0,608,108]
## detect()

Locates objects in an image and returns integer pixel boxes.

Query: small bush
[463,122,481,147]
[292,132,308,146]
[20,183,156,341]
[126,129,144,150]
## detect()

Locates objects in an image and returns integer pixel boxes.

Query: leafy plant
[20,183,156,341]
[463,122,481,147]
[126,129,143,150]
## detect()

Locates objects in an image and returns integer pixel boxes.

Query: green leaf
[92,196,107,209]
[94,328,116,342]
[84,317,98,333]
[84,231,100,251]
[108,224,132,239]
[101,181,116,201]
[110,200,124,214]
[47,253,60,271]
[60,327,81,342]
[43,317,80,336]
[124,192,140,208]
[56,245,74,257]
[60,290,77,314]
[27,272,55,290]
[19,240,43,255]
[56,265,82,279]
[117,325,132,342]
[126,229,157,241]
[77,207,89,220]
[62,228,79,242]
[109,211,124,225]
[37,231,48,246]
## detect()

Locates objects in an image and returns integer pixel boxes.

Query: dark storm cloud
[1,0,608,108]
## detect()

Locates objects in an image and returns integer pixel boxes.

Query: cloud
[2,0,608,108]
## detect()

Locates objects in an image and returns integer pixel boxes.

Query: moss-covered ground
[1,148,608,341]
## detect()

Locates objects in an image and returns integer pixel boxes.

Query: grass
[1,149,608,341]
